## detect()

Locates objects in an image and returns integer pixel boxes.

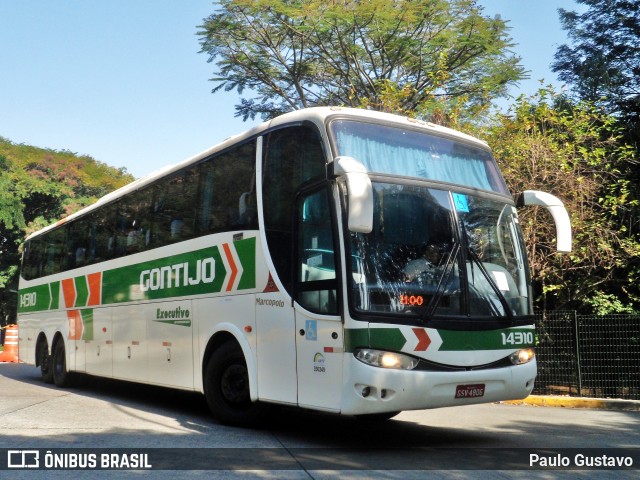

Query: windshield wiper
[466,246,515,323]
[421,243,460,322]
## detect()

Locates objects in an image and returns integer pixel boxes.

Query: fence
[534,311,640,400]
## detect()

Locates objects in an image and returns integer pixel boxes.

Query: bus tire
[38,340,54,384]
[203,341,268,426]
[52,340,76,388]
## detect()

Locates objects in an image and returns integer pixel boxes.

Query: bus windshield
[330,119,532,323]
[347,183,532,322]
[331,119,509,194]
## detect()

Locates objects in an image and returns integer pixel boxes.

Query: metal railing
[534,311,640,400]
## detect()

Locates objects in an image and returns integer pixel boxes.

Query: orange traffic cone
[0,325,19,363]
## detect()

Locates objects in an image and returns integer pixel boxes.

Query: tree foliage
[199,0,525,123]
[548,1,640,313]
[0,138,133,324]
[487,88,640,312]
[552,0,640,142]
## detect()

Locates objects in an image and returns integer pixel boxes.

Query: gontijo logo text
[140,258,215,292]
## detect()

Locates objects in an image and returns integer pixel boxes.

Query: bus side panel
[255,291,297,405]
[112,304,148,384]
[84,307,113,378]
[72,334,85,374]
[18,310,69,368]
[294,312,343,412]
[147,299,194,389]
[16,315,37,366]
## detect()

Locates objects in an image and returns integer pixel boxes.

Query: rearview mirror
[332,156,373,234]
[515,190,572,253]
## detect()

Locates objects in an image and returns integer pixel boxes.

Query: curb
[503,395,640,411]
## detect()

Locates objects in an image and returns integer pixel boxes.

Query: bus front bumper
[340,355,536,415]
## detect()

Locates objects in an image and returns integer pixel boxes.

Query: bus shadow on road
[1,362,489,448]
[2,362,639,456]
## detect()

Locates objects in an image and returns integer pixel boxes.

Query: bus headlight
[355,348,419,370]
[509,348,535,365]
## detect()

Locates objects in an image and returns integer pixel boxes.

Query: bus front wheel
[204,341,268,426]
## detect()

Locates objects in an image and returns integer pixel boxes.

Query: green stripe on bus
[102,237,256,304]
[438,328,534,350]
[81,309,94,341]
[344,328,369,352]
[236,237,256,290]
[19,238,257,311]
[344,328,407,352]
[75,276,89,308]
[345,326,534,353]
[102,246,223,304]
[370,328,407,351]
[17,284,51,313]
[50,281,60,310]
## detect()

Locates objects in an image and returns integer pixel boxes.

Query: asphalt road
[0,362,638,479]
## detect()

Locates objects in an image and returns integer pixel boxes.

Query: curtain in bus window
[335,131,494,192]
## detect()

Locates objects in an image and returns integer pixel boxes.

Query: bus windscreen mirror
[516,190,572,253]
[332,156,373,233]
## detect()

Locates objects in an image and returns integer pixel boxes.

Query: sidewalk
[505,395,640,411]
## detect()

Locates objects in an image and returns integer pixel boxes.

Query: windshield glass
[349,182,532,322]
[331,119,509,194]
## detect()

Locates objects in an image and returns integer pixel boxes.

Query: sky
[0,0,584,179]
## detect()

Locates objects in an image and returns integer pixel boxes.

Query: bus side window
[115,188,154,255]
[66,217,90,269]
[263,125,326,295]
[152,168,198,247]
[42,227,65,276]
[197,141,256,235]
[295,187,338,314]
[22,237,41,280]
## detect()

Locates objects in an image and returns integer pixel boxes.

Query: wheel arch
[35,332,50,367]
[51,331,65,352]
[35,330,65,367]
[201,323,258,402]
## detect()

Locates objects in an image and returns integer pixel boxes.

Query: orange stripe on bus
[67,310,83,340]
[61,278,77,309]
[223,243,238,291]
[87,272,102,306]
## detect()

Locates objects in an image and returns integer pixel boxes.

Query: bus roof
[25,107,489,241]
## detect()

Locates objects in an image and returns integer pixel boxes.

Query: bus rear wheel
[52,340,76,388]
[204,342,269,426]
[38,341,53,384]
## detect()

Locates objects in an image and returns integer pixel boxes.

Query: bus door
[294,186,343,411]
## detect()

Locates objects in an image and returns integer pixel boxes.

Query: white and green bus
[17,107,571,424]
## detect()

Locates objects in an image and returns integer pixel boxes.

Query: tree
[487,88,640,312]
[0,138,133,325]
[198,0,526,123]
[552,0,640,143]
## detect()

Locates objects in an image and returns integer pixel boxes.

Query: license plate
[455,384,485,399]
